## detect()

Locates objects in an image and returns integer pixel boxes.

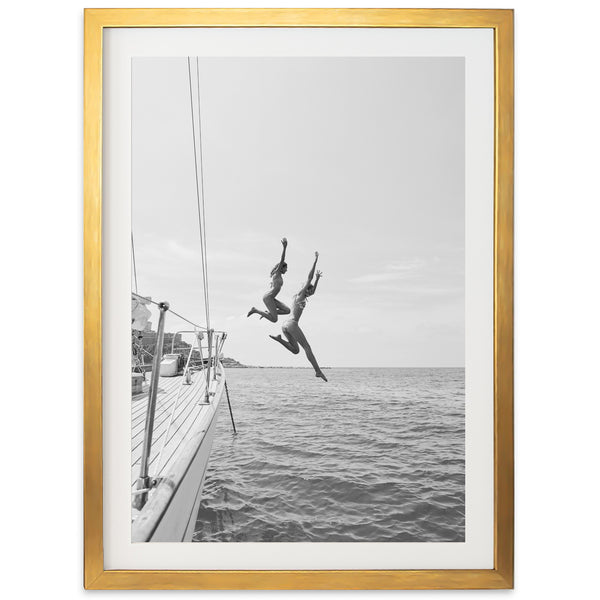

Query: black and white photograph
[130,56,465,543]
[8,0,600,596]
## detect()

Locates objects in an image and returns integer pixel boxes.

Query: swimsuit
[286,294,308,323]
[294,295,307,310]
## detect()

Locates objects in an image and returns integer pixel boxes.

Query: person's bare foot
[247,307,256,317]
[269,334,282,343]
[316,371,328,382]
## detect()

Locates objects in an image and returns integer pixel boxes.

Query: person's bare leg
[269,330,299,354]
[274,299,291,315]
[294,327,327,381]
[304,346,327,381]
[247,295,278,322]
[248,307,277,321]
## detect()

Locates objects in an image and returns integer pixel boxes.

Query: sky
[132,57,464,367]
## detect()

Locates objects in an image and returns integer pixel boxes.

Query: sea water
[194,367,464,542]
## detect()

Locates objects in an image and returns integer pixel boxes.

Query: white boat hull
[149,394,222,542]
[131,365,226,542]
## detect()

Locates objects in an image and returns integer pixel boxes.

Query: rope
[131,58,216,346]
[131,292,225,333]
[187,57,211,333]
[131,232,139,294]
[192,57,213,394]
[195,57,211,331]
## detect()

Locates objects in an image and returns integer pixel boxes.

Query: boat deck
[131,368,212,492]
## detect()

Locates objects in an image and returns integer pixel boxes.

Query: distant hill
[221,356,249,368]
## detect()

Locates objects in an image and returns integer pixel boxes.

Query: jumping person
[269,252,327,382]
[247,238,291,322]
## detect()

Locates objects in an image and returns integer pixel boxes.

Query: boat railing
[132,296,227,511]
[132,292,225,334]
[170,331,225,369]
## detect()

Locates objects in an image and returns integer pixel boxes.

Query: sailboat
[130,57,232,542]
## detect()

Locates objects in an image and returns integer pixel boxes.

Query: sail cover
[132,295,151,331]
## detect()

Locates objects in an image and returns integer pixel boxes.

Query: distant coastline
[222,359,463,370]
[222,357,330,369]
[221,357,250,368]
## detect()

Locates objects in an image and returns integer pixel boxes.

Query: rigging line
[195,56,211,330]
[195,59,209,319]
[194,57,214,396]
[186,57,211,332]
[131,293,226,333]
[186,56,208,317]
[131,232,139,294]
[192,57,210,326]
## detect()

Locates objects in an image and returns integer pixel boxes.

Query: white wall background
[1,0,598,597]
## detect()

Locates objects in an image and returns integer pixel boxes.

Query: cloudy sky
[132,57,464,367]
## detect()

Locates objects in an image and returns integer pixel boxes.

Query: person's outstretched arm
[311,270,323,294]
[276,237,288,272]
[301,252,319,291]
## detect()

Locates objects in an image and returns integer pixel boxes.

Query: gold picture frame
[84,8,513,590]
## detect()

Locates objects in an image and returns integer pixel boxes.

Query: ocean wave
[195,367,465,542]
